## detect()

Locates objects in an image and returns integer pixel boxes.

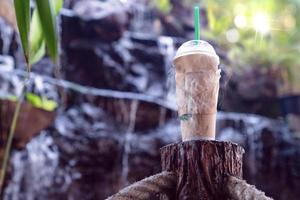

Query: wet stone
[217,113,300,200]
[219,68,280,118]
[61,36,169,98]
[126,120,180,183]
[62,0,129,44]
[0,17,18,57]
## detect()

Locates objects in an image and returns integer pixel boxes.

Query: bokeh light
[234,15,247,29]
[226,28,240,43]
[252,12,270,35]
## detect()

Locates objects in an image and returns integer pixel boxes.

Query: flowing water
[120,100,139,186]
[0,18,14,55]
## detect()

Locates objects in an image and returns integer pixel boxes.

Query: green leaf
[41,99,58,111]
[25,93,58,111]
[30,42,46,65]
[26,93,42,107]
[52,0,64,14]
[29,0,63,65]
[154,0,172,13]
[29,8,44,65]
[35,0,58,63]
[14,0,30,62]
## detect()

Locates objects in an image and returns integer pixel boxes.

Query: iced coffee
[173,40,220,141]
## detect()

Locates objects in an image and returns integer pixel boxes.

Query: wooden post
[161,140,244,200]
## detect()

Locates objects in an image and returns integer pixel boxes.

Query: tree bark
[106,172,176,200]
[161,140,244,200]
[226,176,273,200]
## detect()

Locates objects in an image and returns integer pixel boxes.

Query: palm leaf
[29,0,63,65]
[13,0,30,62]
[35,0,58,63]
[30,41,45,65]
[29,9,44,65]
[52,0,64,14]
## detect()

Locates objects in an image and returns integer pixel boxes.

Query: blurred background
[0,0,300,199]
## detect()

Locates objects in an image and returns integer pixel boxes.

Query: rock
[287,114,300,135]
[62,0,128,44]
[220,68,280,118]
[53,103,123,199]
[126,119,180,183]
[3,101,178,200]
[0,70,59,104]
[62,43,134,91]
[217,113,300,200]
[31,58,56,77]
[0,100,56,149]
[0,55,14,71]
[126,0,201,38]
[0,17,18,57]
[61,31,169,98]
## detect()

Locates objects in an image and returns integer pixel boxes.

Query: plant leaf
[29,8,44,65]
[35,0,58,63]
[52,0,64,14]
[13,0,30,62]
[26,93,58,111]
[29,0,63,65]
[154,0,172,13]
[30,42,45,65]
[41,99,58,111]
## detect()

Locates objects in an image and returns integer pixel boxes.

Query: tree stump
[161,140,244,200]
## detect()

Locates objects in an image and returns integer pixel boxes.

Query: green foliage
[35,0,59,63]
[154,0,172,13]
[201,0,300,94]
[25,93,58,111]
[29,9,46,65]
[14,0,63,66]
[1,0,62,190]
[30,0,63,65]
[14,0,30,62]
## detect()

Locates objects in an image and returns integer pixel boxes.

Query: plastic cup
[173,40,220,141]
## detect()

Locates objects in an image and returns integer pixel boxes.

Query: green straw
[194,6,200,40]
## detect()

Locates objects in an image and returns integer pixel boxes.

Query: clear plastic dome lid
[174,40,219,63]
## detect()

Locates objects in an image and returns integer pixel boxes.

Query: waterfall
[129,0,154,34]
[158,36,176,105]
[0,18,14,55]
[120,100,140,186]
[3,132,60,200]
